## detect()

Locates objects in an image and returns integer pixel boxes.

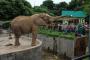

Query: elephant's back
[11,16,33,27]
[11,16,32,34]
[11,16,31,24]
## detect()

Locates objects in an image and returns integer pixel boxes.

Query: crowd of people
[75,22,89,36]
[48,22,89,36]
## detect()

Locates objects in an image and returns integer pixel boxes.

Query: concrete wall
[37,34,74,58]
[57,38,74,58]
[0,40,42,60]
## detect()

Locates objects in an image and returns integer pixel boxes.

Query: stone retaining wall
[37,34,88,59]
[37,34,74,58]
[0,40,42,60]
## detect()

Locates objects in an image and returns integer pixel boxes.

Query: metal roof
[61,11,86,18]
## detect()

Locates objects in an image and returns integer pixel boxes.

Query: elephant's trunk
[50,16,63,22]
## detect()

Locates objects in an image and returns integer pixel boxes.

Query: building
[61,10,86,24]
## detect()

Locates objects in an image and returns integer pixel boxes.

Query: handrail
[72,54,90,60]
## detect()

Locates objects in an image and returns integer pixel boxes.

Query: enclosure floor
[0,35,38,55]
[0,34,70,60]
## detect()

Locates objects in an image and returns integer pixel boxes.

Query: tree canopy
[82,0,90,15]
[41,0,54,10]
[0,0,32,21]
[33,6,48,13]
[0,0,89,21]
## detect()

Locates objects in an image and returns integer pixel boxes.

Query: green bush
[38,27,75,40]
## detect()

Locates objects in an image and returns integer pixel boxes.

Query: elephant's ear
[39,13,50,20]
[39,13,44,18]
[39,13,51,24]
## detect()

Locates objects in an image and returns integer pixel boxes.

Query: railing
[72,54,90,60]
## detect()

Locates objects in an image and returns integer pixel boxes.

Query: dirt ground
[42,50,71,60]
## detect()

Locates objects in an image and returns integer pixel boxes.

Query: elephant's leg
[15,36,20,46]
[8,32,12,39]
[14,32,21,46]
[31,26,37,46]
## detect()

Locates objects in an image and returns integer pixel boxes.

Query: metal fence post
[88,15,90,60]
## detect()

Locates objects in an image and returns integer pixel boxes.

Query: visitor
[57,23,62,31]
[75,24,85,36]
[63,23,68,34]
[52,23,55,30]
[84,22,89,32]
[54,23,58,31]
[70,23,75,32]
[66,24,70,32]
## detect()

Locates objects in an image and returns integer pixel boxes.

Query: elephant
[10,13,63,46]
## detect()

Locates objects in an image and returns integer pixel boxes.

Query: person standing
[76,24,85,36]
[57,23,62,31]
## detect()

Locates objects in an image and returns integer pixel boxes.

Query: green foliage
[0,0,89,22]
[38,27,75,40]
[54,2,68,15]
[41,0,56,15]
[0,0,33,21]
[83,58,89,60]
[68,0,90,15]
[33,6,48,13]
[68,0,83,10]
[41,0,54,10]
[57,2,68,9]
[83,0,90,15]
[41,0,68,16]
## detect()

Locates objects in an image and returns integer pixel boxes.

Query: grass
[38,27,75,40]
[83,58,89,60]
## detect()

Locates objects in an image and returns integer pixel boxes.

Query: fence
[37,34,88,59]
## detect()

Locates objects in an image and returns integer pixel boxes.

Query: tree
[41,0,54,10]
[41,0,69,16]
[0,0,32,21]
[53,2,68,15]
[33,6,48,13]
[68,0,83,10]
[41,0,55,16]
[82,0,90,15]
